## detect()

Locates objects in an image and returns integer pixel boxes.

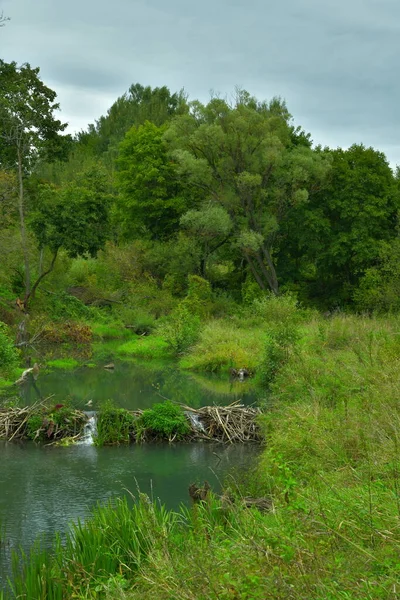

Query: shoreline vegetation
[0,400,262,445]
[2,308,400,597]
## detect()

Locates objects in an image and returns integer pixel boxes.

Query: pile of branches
[0,400,87,442]
[183,402,263,443]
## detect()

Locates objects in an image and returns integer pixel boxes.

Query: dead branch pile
[182,402,262,443]
[0,400,87,442]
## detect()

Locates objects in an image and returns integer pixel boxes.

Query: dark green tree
[116,121,188,240]
[0,60,68,306]
[29,165,112,305]
[279,144,400,306]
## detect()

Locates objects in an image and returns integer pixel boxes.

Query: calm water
[0,441,259,587]
[0,362,261,588]
[19,360,259,410]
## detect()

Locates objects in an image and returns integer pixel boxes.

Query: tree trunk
[24,248,59,309]
[244,253,268,292]
[17,149,31,303]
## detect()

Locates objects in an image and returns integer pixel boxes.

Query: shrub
[138,401,190,441]
[96,401,136,445]
[157,304,201,355]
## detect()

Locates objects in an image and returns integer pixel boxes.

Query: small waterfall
[78,411,98,445]
[185,411,205,433]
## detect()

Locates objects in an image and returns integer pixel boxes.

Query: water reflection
[19,361,260,410]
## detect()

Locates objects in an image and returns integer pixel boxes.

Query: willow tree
[0,60,67,307]
[165,92,330,295]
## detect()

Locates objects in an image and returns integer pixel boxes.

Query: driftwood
[182,402,262,443]
[0,399,87,442]
[189,482,272,512]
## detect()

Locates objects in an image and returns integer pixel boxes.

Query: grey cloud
[1,0,400,164]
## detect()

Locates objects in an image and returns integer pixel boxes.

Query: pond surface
[0,440,259,588]
[1,361,262,589]
[19,360,260,411]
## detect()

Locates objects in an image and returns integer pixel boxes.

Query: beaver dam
[0,400,263,445]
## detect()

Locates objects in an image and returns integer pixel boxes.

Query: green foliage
[96,401,136,445]
[280,144,400,307]
[258,323,299,386]
[117,335,171,360]
[138,400,190,440]
[166,94,330,294]
[26,414,44,441]
[46,358,80,370]
[180,319,265,372]
[354,239,400,312]
[7,497,172,600]
[157,303,201,355]
[32,164,112,258]
[0,60,68,166]
[116,121,188,239]
[92,321,132,340]
[0,321,18,375]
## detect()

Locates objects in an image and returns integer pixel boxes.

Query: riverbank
[3,311,400,598]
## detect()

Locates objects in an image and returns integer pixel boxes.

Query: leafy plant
[138,400,190,441]
[158,304,200,355]
[96,401,136,445]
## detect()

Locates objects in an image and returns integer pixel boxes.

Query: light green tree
[165,92,330,294]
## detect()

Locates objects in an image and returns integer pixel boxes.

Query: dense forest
[1,59,400,325]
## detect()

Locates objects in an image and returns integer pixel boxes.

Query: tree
[0,60,67,307]
[180,204,232,276]
[81,83,187,160]
[165,92,330,294]
[28,165,112,305]
[116,121,188,240]
[280,144,400,306]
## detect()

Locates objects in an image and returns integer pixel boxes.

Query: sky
[1,0,399,166]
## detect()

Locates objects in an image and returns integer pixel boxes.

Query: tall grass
[5,497,177,600]
[179,320,266,372]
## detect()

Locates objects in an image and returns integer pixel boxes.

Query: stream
[0,361,262,588]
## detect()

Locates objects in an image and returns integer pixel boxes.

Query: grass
[91,321,133,340]
[46,357,80,370]
[117,335,172,360]
[179,319,266,372]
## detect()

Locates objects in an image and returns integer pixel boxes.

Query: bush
[96,401,136,445]
[157,304,201,355]
[138,401,190,441]
[258,323,300,387]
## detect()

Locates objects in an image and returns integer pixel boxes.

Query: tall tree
[0,60,67,307]
[116,121,188,240]
[29,165,112,305]
[279,144,400,306]
[166,92,329,294]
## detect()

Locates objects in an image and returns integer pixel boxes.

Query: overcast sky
[1,0,399,165]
